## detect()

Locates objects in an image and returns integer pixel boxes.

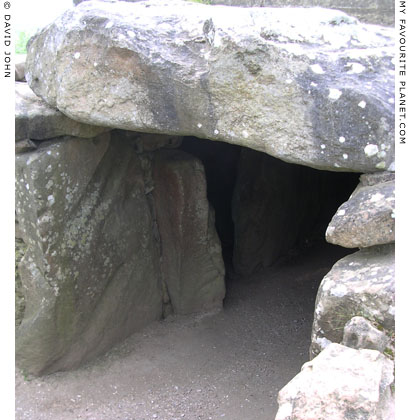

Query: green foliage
[15,31,34,55]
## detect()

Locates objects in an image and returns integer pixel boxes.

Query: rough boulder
[26,0,394,172]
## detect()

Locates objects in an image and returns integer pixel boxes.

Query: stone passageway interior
[15,1,396,417]
[180,136,359,279]
[16,135,362,419]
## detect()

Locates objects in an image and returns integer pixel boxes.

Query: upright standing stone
[153,149,225,314]
[15,133,164,375]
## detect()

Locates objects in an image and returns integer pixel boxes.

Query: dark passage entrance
[180,136,360,279]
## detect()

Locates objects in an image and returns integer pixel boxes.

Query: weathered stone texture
[276,343,395,420]
[153,150,225,314]
[15,55,26,82]
[27,0,394,173]
[15,132,225,375]
[209,0,394,26]
[310,244,394,358]
[342,316,390,353]
[16,133,164,375]
[326,177,395,248]
[16,82,108,141]
[74,1,395,26]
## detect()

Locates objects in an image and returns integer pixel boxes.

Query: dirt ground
[15,244,350,420]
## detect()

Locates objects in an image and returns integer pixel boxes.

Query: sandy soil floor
[15,244,350,420]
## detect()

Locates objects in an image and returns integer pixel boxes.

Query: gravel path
[15,244,349,420]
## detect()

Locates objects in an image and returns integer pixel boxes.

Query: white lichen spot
[93,62,98,67]
[388,98,394,104]
[337,209,346,216]
[334,163,341,168]
[310,64,325,74]
[377,151,386,159]
[197,123,202,128]
[310,82,318,87]
[45,180,54,189]
[127,30,136,38]
[347,62,365,74]
[370,193,384,202]
[342,153,348,160]
[320,144,326,149]
[381,143,386,150]
[276,403,293,419]
[285,79,293,84]
[316,336,332,350]
[376,161,386,169]
[118,34,126,41]
[47,195,55,206]
[242,130,249,139]
[339,136,346,143]
[388,161,395,172]
[328,88,342,100]
[47,151,52,155]
[364,144,379,157]
[358,100,366,108]
[105,21,113,29]
[74,52,81,60]
[214,129,219,135]
[331,283,347,297]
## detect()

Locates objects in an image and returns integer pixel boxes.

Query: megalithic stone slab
[276,343,395,420]
[310,244,394,359]
[15,82,108,141]
[15,133,164,375]
[152,149,226,315]
[26,0,394,172]
[326,173,395,248]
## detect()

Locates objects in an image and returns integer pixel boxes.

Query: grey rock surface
[15,82,108,141]
[15,132,225,375]
[326,177,395,248]
[209,0,394,26]
[15,133,164,375]
[27,0,394,172]
[276,343,395,420]
[153,150,226,314]
[310,244,394,358]
[342,316,390,352]
[15,55,26,81]
[73,1,394,26]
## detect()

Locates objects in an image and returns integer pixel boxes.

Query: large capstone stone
[326,172,395,248]
[15,132,224,375]
[26,0,394,172]
[74,0,395,27]
[276,343,395,420]
[310,244,394,358]
[15,82,108,142]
